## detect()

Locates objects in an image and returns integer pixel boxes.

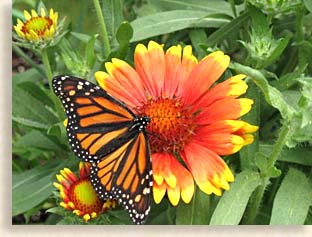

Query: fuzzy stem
[243,122,291,224]
[267,123,290,168]
[41,47,53,89]
[41,47,64,119]
[93,0,111,57]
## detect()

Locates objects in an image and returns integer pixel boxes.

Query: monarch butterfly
[52,75,152,224]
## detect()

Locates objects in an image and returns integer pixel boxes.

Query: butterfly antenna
[145,131,178,147]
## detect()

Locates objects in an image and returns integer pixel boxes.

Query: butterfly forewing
[52,75,152,224]
[52,75,137,162]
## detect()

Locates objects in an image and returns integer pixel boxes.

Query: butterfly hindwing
[52,75,138,162]
[90,132,152,224]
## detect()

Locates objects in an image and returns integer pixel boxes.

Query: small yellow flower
[54,162,116,222]
[14,8,58,42]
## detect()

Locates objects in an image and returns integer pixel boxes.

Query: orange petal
[181,142,234,196]
[163,45,182,98]
[175,45,198,97]
[152,153,194,205]
[193,120,257,155]
[194,74,248,110]
[105,58,146,102]
[134,41,165,99]
[94,70,139,108]
[152,153,177,188]
[195,98,254,125]
[182,51,230,106]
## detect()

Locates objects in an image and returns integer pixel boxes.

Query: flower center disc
[22,16,52,35]
[70,180,103,213]
[139,98,196,153]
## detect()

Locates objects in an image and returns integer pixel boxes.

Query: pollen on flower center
[22,16,52,35]
[70,180,103,213]
[138,98,196,153]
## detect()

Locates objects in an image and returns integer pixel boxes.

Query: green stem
[41,47,53,89]
[296,7,304,42]
[243,122,291,224]
[228,0,237,18]
[243,183,266,224]
[93,0,111,57]
[267,123,290,168]
[13,44,46,76]
[41,47,64,119]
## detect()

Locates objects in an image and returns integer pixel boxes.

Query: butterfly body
[52,75,152,224]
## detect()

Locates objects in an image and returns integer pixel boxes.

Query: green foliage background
[12,0,312,225]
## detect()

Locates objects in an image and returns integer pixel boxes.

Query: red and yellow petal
[163,45,182,98]
[195,98,254,125]
[79,162,91,179]
[153,182,167,204]
[194,74,248,110]
[181,142,234,196]
[194,120,258,155]
[164,45,198,98]
[134,41,165,99]
[60,168,78,183]
[105,58,146,102]
[152,153,194,205]
[182,51,230,106]
[95,70,141,108]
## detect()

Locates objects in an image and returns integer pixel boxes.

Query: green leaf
[304,0,312,12]
[232,63,295,120]
[85,34,97,68]
[12,83,59,129]
[207,12,249,47]
[210,170,262,225]
[130,10,230,42]
[149,0,234,17]
[270,168,312,224]
[12,160,69,216]
[259,143,312,166]
[12,68,43,86]
[176,187,210,224]
[255,152,268,174]
[147,200,175,224]
[189,29,208,58]
[13,130,62,152]
[262,32,292,68]
[267,166,281,178]
[17,81,54,108]
[102,0,124,40]
[116,21,133,45]
[70,32,102,52]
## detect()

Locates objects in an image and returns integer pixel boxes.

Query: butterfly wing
[52,75,138,162]
[53,75,153,224]
[90,132,152,224]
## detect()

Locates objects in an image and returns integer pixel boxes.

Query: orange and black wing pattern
[90,132,152,224]
[52,75,152,224]
[52,75,138,162]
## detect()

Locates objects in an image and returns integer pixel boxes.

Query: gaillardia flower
[13,8,58,42]
[54,162,116,222]
[95,41,258,205]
